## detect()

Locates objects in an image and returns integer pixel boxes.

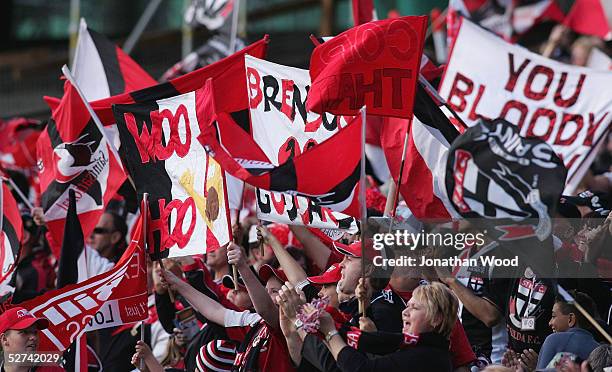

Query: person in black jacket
[316,282,459,372]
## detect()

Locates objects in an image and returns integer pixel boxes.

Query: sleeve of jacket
[301,334,342,372]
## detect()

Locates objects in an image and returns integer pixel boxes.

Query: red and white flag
[200,78,363,217]
[21,216,148,352]
[563,0,612,40]
[37,81,126,258]
[72,18,157,101]
[0,182,23,296]
[439,18,612,194]
[112,90,232,259]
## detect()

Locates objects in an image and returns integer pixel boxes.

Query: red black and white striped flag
[71,18,157,101]
[0,182,23,296]
[36,80,126,258]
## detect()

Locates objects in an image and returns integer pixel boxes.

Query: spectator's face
[318,283,339,308]
[549,303,572,333]
[227,288,253,311]
[338,256,361,295]
[266,277,283,305]
[88,213,120,253]
[402,296,434,335]
[0,326,39,353]
[206,245,228,269]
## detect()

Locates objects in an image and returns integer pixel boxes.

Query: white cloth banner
[244,55,352,165]
[439,19,612,194]
[256,189,358,233]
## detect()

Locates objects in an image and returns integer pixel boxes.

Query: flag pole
[232,185,245,289]
[140,193,148,371]
[359,106,367,316]
[229,0,241,53]
[390,120,411,217]
[2,177,34,211]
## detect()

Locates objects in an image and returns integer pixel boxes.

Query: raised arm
[159,267,227,326]
[259,225,308,285]
[442,278,502,327]
[227,242,280,330]
[289,225,332,271]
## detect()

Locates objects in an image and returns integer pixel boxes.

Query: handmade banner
[440,19,612,194]
[200,79,362,217]
[245,55,352,165]
[22,218,148,351]
[113,90,231,258]
[307,16,428,118]
[256,189,358,233]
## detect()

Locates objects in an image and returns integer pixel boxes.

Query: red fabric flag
[352,0,376,25]
[307,16,428,118]
[0,118,42,171]
[563,0,612,40]
[37,81,126,258]
[198,80,362,217]
[21,216,147,352]
[89,37,269,126]
[0,182,23,294]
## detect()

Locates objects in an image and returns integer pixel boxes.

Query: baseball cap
[333,240,379,260]
[0,307,49,334]
[307,263,341,285]
[258,264,288,283]
[222,274,246,290]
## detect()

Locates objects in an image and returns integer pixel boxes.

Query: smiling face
[402,296,434,336]
[266,276,283,306]
[1,326,39,353]
[549,302,573,333]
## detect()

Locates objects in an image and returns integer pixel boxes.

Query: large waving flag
[563,0,612,40]
[72,18,157,101]
[0,182,23,296]
[307,16,427,118]
[113,90,232,259]
[88,37,268,127]
[439,18,612,194]
[36,81,126,258]
[199,78,362,217]
[21,216,148,352]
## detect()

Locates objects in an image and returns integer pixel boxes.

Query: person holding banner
[159,243,296,372]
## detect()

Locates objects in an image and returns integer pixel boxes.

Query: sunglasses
[92,227,114,235]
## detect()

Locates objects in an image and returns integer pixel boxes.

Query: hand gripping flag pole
[359,106,367,316]
[232,186,245,288]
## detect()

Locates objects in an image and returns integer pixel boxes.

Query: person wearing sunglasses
[87,212,127,263]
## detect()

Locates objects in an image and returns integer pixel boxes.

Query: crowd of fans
[0,9,611,372]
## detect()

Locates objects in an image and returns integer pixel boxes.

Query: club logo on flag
[52,133,104,184]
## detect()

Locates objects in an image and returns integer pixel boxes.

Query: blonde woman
[317,282,459,372]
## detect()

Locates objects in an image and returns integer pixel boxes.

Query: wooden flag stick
[232,188,244,289]
[139,193,148,371]
[3,177,34,211]
[390,124,411,218]
[358,106,368,316]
